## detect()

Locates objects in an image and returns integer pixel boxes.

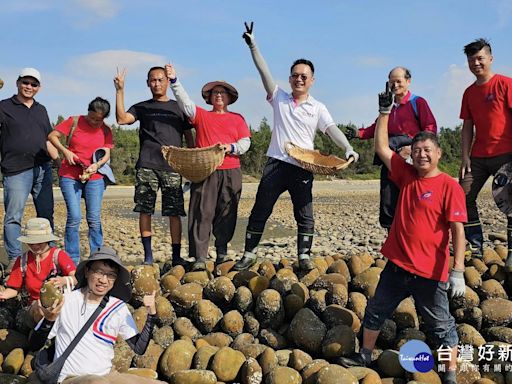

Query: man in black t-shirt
[0,68,59,270]
[114,66,194,266]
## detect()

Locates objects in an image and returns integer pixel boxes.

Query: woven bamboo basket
[161,144,225,183]
[285,142,353,175]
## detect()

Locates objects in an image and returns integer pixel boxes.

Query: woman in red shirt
[48,97,114,265]
[0,218,77,322]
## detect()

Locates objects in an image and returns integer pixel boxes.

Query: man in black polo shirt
[114,66,194,266]
[0,68,58,270]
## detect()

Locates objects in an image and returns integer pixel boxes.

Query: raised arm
[166,64,197,120]
[242,22,276,98]
[114,68,136,125]
[375,82,394,171]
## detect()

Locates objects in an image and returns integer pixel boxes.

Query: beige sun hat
[201,80,239,105]
[17,218,59,244]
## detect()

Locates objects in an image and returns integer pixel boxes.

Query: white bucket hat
[17,218,59,244]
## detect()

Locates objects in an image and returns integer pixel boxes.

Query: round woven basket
[285,142,353,175]
[161,144,225,183]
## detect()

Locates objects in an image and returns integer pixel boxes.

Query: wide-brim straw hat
[75,246,131,302]
[201,80,239,105]
[17,218,59,244]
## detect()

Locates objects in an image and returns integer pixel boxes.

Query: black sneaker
[215,254,229,265]
[233,253,257,271]
[298,257,315,271]
[191,261,207,271]
[338,352,371,368]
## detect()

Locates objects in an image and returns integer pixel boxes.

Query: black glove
[378,81,394,114]
[345,126,358,140]
[242,21,254,47]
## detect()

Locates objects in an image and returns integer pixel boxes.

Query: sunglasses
[290,74,309,81]
[21,80,40,88]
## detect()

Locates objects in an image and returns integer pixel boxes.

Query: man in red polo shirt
[459,38,512,269]
[346,67,437,229]
[341,84,467,384]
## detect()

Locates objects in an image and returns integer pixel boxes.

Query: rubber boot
[464,222,483,259]
[297,232,315,271]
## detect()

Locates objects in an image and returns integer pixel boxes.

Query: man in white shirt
[234,22,359,271]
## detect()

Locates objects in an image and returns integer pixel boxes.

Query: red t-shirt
[460,74,512,157]
[359,92,437,139]
[56,116,114,180]
[381,154,467,282]
[192,107,251,170]
[6,247,76,303]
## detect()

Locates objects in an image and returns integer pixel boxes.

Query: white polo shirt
[266,86,336,165]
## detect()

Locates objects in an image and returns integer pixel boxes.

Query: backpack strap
[51,248,61,276]
[65,116,80,148]
[409,94,419,122]
[20,251,29,280]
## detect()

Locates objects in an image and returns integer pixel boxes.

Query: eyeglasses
[289,74,309,81]
[211,90,227,95]
[90,268,117,281]
[21,80,40,88]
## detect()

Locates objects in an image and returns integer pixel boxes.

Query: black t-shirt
[128,99,193,171]
[0,96,52,175]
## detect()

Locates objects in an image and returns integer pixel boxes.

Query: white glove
[448,269,466,299]
[346,149,359,163]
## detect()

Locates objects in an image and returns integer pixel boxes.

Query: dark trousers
[246,158,314,252]
[379,165,399,229]
[364,262,458,348]
[188,168,242,261]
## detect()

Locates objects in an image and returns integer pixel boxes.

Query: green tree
[240,117,272,176]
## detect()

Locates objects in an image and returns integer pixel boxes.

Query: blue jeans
[60,177,105,264]
[364,261,458,348]
[3,162,54,260]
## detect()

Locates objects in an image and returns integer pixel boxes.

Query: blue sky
[1,0,511,131]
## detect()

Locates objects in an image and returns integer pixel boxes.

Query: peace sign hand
[114,67,127,91]
[378,81,394,114]
[242,21,255,47]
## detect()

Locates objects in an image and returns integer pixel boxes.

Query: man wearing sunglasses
[0,68,58,272]
[234,23,358,271]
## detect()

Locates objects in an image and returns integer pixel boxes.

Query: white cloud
[67,50,167,77]
[74,0,119,19]
[29,50,171,123]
